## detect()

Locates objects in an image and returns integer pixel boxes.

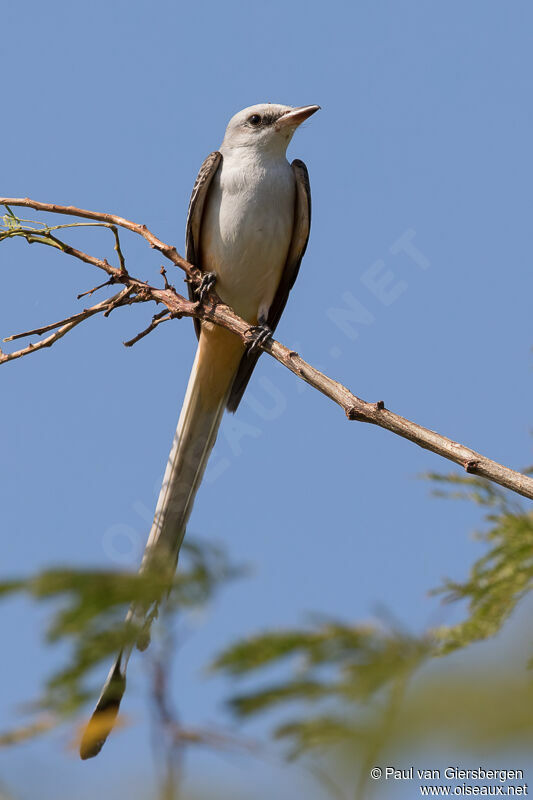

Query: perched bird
[80,102,319,759]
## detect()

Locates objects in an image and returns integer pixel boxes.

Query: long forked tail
[80,326,244,759]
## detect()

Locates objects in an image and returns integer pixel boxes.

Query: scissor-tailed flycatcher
[80,102,319,759]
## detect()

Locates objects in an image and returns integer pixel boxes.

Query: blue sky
[1,1,532,798]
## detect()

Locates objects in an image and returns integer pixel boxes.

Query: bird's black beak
[275,105,320,130]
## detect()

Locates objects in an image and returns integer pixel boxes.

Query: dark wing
[226,158,311,413]
[185,150,223,340]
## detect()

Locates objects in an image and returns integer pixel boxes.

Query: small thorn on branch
[346,405,364,421]
[160,266,175,291]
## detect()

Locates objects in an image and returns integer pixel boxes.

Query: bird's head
[221,103,320,155]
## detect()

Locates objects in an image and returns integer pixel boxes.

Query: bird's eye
[248,114,262,126]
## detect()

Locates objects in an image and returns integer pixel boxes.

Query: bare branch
[2,197,533,502]
[1,218,129,274]
[0,288,135,365]
[1,196,197,279]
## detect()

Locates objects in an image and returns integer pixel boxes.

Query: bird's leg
[196,272,217,303]
[247,315,272,353]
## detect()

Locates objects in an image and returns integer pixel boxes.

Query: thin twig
[110,224,127,273]
[1,196,198,279]
[123,311,172,348]
[77,278,116,300]
[0,288,134,365]
[1,219,128,272]
[4,309,106,342]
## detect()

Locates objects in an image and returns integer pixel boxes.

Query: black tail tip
[79,672,126,760]
[79,698,122,759]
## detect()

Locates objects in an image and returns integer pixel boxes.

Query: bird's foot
[196,272,216,303]
[247,322,272,353]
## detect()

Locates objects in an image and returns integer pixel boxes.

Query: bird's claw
[196,272,216,303]
[247,323,272,353]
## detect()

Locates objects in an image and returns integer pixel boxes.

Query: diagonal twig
[77,278,117,300]
[0,287,136,365]
[123,311,173,348]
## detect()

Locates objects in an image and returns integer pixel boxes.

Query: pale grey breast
[199,151,296,324]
